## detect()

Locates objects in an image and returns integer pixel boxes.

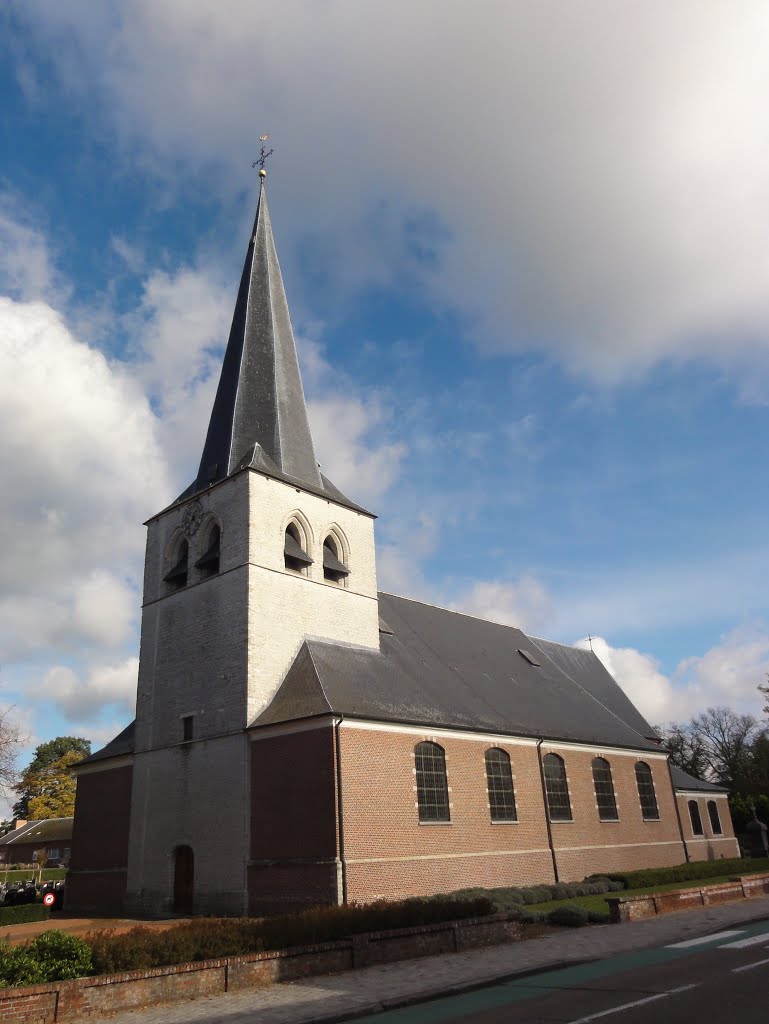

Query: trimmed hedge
[596,857,769,892]
[0,904,50,926]
[87,896,495,976]
[448,877,616,912]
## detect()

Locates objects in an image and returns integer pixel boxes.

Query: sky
[1,1,769,798]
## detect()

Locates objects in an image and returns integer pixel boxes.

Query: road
[346,917,769,1024]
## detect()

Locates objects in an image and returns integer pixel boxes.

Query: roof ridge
[378,591,524,632]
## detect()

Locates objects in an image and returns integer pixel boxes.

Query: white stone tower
[124,177,380,915]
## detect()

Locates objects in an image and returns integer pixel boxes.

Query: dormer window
[164,539,189,588]
[284,523,312,572]
[323,535,349,583]
[196,524,221,576]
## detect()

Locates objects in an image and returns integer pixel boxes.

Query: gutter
[666,756,691,862]
[536,738,559,883]
[333,716,348,904]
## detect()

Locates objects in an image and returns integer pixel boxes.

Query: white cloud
[15,0,769,381]
[29,658,138,723]
[0,198,64,303]
[579,623,769,723]
[450,577,553,634]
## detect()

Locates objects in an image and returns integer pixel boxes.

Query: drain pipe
[333,716,348,904]
[536,738,559,883]
[666,756,690,863]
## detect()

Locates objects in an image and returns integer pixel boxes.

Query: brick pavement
[74,896,769,1024]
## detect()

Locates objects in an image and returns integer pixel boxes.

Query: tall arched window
[688,799,704,836]
[635,761,659,820]
[543,753,572,821]
[707,800,723,835]
[592,757,618,820]
[485,748,517,821]
[196,523,221,576]
[414,742,450,822]
[284,522,312,572]
[322,534,349,583]
[164,538,189,587]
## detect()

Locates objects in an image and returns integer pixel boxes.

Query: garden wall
[0,912,521,1023]
[607,872,769,922]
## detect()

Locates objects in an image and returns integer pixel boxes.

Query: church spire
[190,176,323,495]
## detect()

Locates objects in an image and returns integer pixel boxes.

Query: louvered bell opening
[323,539,349,582]
[284,529,313,571]
[164,544,189,587]
[195,527,220,574]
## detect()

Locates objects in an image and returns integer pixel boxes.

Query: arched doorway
[173,845,194,914]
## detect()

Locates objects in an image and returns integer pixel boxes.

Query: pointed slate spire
[191,181,323,494]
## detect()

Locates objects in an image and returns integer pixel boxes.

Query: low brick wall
[0,912,522,1023]
[607,873,769,923]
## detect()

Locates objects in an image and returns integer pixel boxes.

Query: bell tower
[124,172,380,915]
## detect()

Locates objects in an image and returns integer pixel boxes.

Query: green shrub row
[595,857,769,892]
[448,877,623,913]
[74,895,491,977]
[0,904,50,927]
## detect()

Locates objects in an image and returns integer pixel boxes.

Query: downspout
[536,738,559,883]
[333,716,348,904]
[666,756,690,862]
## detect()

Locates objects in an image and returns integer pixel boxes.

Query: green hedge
[0,932,92,987]
[598,857,769,891]
[447,877,623,913]
[0,904,50,926]
[86,896,495,976]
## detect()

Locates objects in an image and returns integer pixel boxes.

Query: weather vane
[252,134,274,178]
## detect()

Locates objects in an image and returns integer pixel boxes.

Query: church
[68,172,738,917]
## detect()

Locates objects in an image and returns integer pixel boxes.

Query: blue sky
[1,2,769,791]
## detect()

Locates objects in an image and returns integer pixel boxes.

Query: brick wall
[334,723,688,901]
[543,744,685,880]
[67,764,132,913]
[249,724,340,913]
[676,791,740,861]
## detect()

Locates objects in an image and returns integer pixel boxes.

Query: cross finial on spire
[586,634,595,652]
[252,134,274,179]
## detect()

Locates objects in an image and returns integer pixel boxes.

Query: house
[0,818,73,868]
[67,170,739,916]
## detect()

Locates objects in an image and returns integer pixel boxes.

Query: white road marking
[565,984,698,1023]
[666,930,743,949]
[732,956,769,973]
[721,932,769,950]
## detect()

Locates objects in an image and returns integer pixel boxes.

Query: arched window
[592,757,619,821]
[485,748,517,821]
[164,538,189,587]
[635,761,659,820]
[414,742,450,822]
[195,523,221,576]
[543,753,572,821]
[707,800,723,835]
[284,522,312,572]
[688,799,704,836]
[323,534,349,583]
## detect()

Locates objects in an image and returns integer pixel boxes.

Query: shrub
[521,886,552,905]
[519,910,544,925]
[0,940,44,988]
[0,904,50,926]
[548,905,589,928]
[26,932,93,981]
[588,909,610,924]
[547,884,570,901]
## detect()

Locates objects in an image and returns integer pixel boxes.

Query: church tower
[121,175,379,915]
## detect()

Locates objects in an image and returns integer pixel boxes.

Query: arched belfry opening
[173,845,194,914]
[284,521,312,572]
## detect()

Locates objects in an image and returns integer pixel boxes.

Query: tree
[0,705,23,796]
[13,737,91,819]
[691,706,759,788]
[759,676,769,717]
[655,721,709,780]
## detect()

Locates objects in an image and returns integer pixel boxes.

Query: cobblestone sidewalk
[88,897,769,1024]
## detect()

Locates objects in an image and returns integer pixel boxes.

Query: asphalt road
[346,917,769,1024]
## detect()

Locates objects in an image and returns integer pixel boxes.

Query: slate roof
[0,818,73,846]
[669,765,729,793]
[174,182,367,516]
[78,721,135,765]
[254,592,663,751]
